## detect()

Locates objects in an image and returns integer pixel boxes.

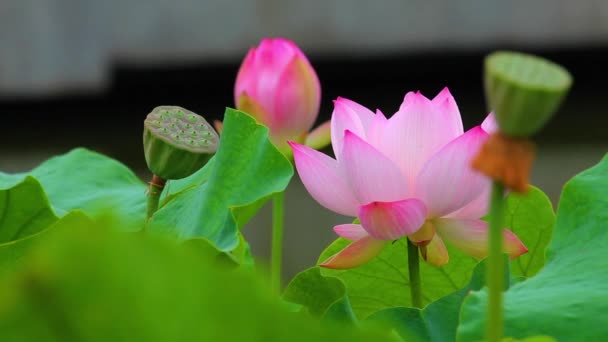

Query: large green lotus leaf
[319,238,478,318]
[318,186,554,318]
[502,186,555,277]
[0,148,147,229]
[0,176,59,271]
[0,221,395,342]
[365,258,509,342]
[0,210,92,272]
[159,157,215,204]
[457,154,608,341]
[283,266,357,324]
[0,176,58,244]
[230,231,256,268]
[149,109,293,250]
[159,159,270,230]
[180,231,255,269]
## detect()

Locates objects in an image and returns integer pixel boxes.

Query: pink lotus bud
[234,38,322,154]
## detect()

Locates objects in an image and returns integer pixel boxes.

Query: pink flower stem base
[271,191,285,294]
[407,238,423,309]
[486,181,505,342]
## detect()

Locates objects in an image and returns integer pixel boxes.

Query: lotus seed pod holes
[144,106,219,153]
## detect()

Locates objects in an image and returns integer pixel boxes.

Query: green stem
[271,191,285,294]
[407,239,423,309]
[486,181,506,342]
[146,175,166,223]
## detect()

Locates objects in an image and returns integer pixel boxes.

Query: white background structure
[1,0,607,95]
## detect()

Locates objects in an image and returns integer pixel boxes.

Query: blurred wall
[1,0,607,95]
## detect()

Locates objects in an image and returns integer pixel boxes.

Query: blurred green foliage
[0,217,396,341]
[0,176,57,245]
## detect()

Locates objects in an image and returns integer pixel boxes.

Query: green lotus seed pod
[143,106,219,180]
[484,51,573,137]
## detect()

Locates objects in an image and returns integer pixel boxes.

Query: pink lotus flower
[235,38,328,154]
[289,88,528,269]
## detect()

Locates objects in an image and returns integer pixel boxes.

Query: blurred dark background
[1,0,606,281]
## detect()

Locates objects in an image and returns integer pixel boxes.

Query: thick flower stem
[407,239,423,309]
[271,191,285,294]
[486,181,506,342]
[146,175,166,223]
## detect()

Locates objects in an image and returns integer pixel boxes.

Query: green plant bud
[143,106,219,180]
[484,51,573,137]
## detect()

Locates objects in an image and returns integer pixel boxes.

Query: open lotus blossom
[234,37,330,155]
[289,88,528,269]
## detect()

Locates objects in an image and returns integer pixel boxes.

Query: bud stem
[486,181,506,342]
[407,238,423,309]
[271,191,285,294]
[146,175,166,224]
